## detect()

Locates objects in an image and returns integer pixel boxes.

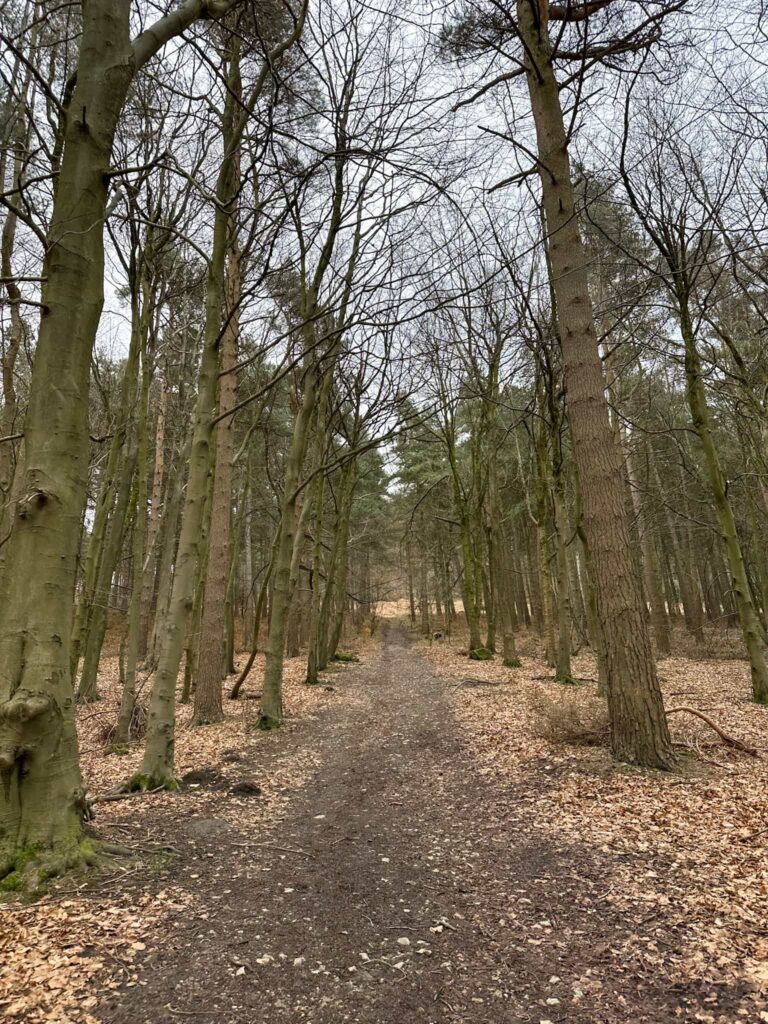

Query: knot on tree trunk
[0,690,60,770]
[18,488,52,519]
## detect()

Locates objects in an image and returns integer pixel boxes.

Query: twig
[233,842,316,859]
[367,956,407,974]
[91,786,165,803]
[667,706,760,757]
[688,737,731,770]
[737,826,768,844]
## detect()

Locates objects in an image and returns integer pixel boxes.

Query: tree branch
[548,0,615,22]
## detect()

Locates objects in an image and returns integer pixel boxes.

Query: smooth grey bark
[0,0,242,874]
[193,156,242,725]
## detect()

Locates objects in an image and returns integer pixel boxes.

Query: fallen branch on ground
[91,785,166,804]
[667,706,760,757]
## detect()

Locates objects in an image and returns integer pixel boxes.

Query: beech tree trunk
[193,166,242,725]
[0,0,135,873]
[148,435,188,668]
[70,297,141,682]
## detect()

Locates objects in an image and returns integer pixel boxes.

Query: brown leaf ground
[1,649,358,1024]
[421,626,768,1021]
[2,621,767,1023]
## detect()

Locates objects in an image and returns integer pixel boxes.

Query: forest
[1,0,768,1021]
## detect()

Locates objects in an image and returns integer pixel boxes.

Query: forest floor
[3,620,768,1024]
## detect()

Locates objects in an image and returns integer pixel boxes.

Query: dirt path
[95,624,740,1024]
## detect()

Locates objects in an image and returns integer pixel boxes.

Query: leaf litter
[422,625,768,1020]
[4,623,768,1023]
[0,643,367,1024]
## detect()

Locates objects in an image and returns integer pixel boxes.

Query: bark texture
[0,0,135,870]
[517,0,673,768]
[137,55,241,785]
[193,188,241,725]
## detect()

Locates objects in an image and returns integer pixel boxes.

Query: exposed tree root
[0,837,101,895]
[91,784,167,804]
[555,674,582,687]
[122,773,180,794]
[191,711,225,727]
[666,706,760,757]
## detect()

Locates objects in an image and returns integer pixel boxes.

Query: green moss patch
[468,647,494,661]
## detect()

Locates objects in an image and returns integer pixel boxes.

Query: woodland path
[96,623,720,1024]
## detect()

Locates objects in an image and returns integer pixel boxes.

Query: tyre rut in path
[97,623,732,1024]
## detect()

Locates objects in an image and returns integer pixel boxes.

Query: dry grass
[529,687,610,747]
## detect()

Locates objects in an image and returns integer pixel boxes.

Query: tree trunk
[224,478,248,675]
[462,533,484,655]
[180,548,208,706]
[285,585,303,658]
[147,435,188,669]
[76,447,137,703]
[0,106,27,558]
[406,537,417,624]
[679,296,768,701]
[193,184,241,725]
[625,437,671,656]
[653,457,703,642]
[114,335,152,745]
[552,465,573,682]
[135,61,240,787]
[229,544,275,699]
[0,19,38,584]
[535,501,557,667]
[70,326,141,681]
[517,0,673,768]
[486,430,520,667]
[0,0,135,874]
[260,367,319,727]
[138,376,168,660]
[419,527,431,637]
[319,458,357,667]
[305,467,327,686]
